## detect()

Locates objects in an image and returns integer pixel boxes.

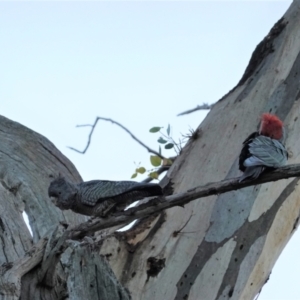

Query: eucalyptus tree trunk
[100,2,300,300]
[1,1,300,300]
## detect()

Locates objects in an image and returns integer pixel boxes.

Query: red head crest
[259,113,284,140]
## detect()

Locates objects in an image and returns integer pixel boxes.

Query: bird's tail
[132,183,163,196]
[239,166,265,182]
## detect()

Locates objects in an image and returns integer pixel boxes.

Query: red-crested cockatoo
[239,113,288,181]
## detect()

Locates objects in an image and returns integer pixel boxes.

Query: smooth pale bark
[1,2,300,300]
[98,2,300,300]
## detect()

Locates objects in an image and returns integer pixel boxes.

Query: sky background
[0,1,296,299]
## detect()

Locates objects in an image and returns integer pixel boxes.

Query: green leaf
[149,127,162,133]
[166,124,171,136]
[157,137,167,144]
[131,173,138,179]
[136,167,146,174]
[149,172,158,179]
[165,143,174,149]
[150,155,162,167]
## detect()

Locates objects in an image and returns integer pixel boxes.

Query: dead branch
[73,163,300,234]
[7,163,300,287]
[68,116,166,160]
[177,103,214,116]
[0,238,48,297]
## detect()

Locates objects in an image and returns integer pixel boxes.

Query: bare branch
[9,163,300,287]
[69,116,166,160]
[0,238,48,297]
[7,238,47,277]
[177,103,214,116]
[38,231,70,287]
[68,118,98,154]
[73,163,300,234]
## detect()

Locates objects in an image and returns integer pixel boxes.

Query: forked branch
[69,116,166,160]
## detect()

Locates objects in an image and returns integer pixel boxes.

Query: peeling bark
[98,2,300,300]
[0,115,127,299]
[1,2,300,300]
[64,245,131,300]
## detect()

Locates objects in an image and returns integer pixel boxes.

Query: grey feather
[239,135,288,182]
[48,177,163,217]
[239,166,265,182]
[245,136,288,167]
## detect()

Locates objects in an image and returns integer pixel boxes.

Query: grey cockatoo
[239,113,288,182]
[48,177,163,217]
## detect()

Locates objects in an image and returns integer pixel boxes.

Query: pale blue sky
[0,1,295,299]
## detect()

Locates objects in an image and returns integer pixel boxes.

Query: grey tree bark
[0,116,130,300]
[0,1,300,299]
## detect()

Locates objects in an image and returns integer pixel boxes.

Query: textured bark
[0,116,129,299]
[97,2,300,300]
[64,245,131,300]
[1,2,300,300]
[0,115,84,299]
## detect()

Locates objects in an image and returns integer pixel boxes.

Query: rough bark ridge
[98,2,300,300]
[0,116,130,299]
[1,2,300,300]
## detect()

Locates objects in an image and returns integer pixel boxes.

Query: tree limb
[177,103,214,116]
[0,238,48,298]
[68,116,166,160]
[7,163,300,288]
[73,163,300,234]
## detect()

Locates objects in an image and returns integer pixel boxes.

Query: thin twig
[142,155,176,183]
[69,117,166,160]
[173,214,193,237]
[177,103,214,116]
[142,165,170,183]
[159,130,182,155]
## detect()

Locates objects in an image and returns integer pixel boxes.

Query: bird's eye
[58,192,61,195]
